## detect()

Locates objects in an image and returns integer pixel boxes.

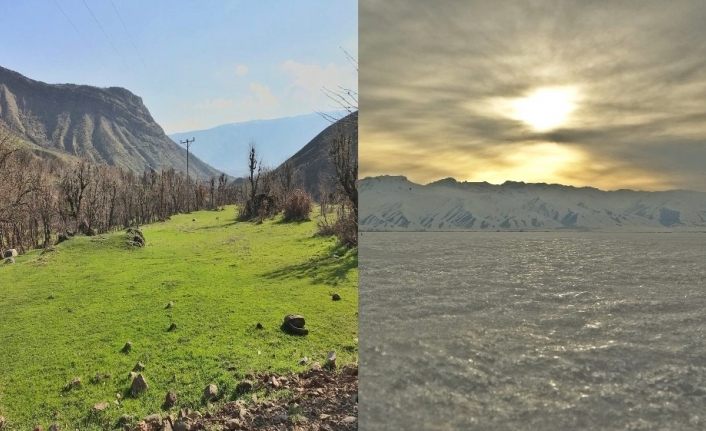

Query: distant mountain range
[170,112,345,177]
[360,176,706,231]
[0,65,219,178]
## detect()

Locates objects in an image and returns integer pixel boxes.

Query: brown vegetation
[0,128,237,254]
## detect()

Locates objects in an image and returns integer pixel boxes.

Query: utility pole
[180,137,195,211]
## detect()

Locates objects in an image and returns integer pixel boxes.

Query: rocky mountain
[170,111,345,177]
[274,111,357,198]
[360,176,706,231]
[0,65,219,179]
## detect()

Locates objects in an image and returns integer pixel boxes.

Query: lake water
[359,232,706,430]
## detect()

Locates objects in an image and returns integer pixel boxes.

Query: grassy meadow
[0,206,358,429]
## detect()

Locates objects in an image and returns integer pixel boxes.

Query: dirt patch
[131,366,358,430]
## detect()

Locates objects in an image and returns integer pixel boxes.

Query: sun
[509,86,579,132]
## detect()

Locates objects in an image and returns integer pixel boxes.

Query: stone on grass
[130,374,149,397]
[203,384,218,401]
[121,341,133,353]
[281,314,308,336]
[168,322,178,332]
[164,391,178,409]
[2,249,18,258]
[133,362,145,372]
[3,257,14,265]
[33,426,43,431]
[298,356,309,365]
[332,293,341,301]
[65,377,81,391]
[325,351,337,370]
[310,362,322,372]
[93,402,109,412]
[165,301,174,309]
[48,425,60,431]
[255,322,263,330]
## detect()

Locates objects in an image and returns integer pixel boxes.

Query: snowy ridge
[360,176,706,231]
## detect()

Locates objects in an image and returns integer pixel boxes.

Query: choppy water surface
[360,232,706,430]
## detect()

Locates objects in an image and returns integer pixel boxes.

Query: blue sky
[0,0,357,133]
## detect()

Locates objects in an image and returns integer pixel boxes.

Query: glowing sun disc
[510,86,579,131]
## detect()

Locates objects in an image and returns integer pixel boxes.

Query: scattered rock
[342,364,358,376]
[341,416,357,424]
[235,379,254,395]
[269,376,281,388]
[255,322,263,330]
[64,377,81,391]
[133,362,145,372]
[125,227,145,247]
[325,351,337,370]
[311,362,322,372]
[121,341,133,353]
[143,413,162,426]
[298,356,309,365]
[131,374,149,397]
[164,391,178,409]
[2,249,18,258]
[332,293,342,301]
[203,384,218,401]
[165,301,174,309]
[224,418,242,430]
[281,314,309,336]
[168,322,178,332]
[93,402,109,412]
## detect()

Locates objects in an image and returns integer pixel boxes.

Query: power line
[108,0,148,70]
[80,0,129,68]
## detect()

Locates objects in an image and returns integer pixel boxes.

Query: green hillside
[0,206,358,429]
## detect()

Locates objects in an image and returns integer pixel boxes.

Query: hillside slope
[275,111,358,198]
[0,65,219,179]
[170,112,343,177]
[360,176,706,231]
[0,207,357,429]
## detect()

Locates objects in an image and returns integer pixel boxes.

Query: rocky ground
[130,365,358,431]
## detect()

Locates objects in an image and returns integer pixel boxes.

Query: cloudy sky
[1,0,357,133]
[360,0,706,191]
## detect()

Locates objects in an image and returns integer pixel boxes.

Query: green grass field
[0,206,358,429]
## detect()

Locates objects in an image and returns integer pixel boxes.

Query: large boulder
[2,249,17,258]
[125,228,145,247]
[130,374,149,397]
[281,314,309,336]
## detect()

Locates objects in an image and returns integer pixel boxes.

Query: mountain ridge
[360,175,706,231]
[0,65,220,179]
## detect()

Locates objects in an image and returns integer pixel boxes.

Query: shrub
[317,202,357,247]
[282,189,312,222]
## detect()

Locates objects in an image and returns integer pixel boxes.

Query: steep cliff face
[0,66,220,178]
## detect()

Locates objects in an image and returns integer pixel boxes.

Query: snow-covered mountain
[360,176,706,231]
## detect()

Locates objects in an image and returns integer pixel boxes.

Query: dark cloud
[360,0,706,190]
